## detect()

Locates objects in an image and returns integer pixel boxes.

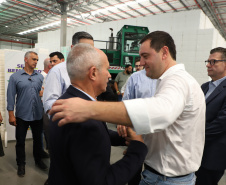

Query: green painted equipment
[94,25,149,79]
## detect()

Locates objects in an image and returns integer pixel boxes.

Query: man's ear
[89,66,97,81]
[162,46,169,60]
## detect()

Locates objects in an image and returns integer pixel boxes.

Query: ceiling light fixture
[18,19,73,35]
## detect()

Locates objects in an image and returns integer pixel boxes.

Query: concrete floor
[0,123,226,185]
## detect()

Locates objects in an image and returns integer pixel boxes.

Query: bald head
[67,43,102,81]
[43,58,52,73]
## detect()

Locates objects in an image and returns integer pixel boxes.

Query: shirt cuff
[123,99,151,135]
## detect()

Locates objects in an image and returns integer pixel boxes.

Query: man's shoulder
[10,70,23,79]
[36,71,44,78]
[201,81,210,88]
[50,62,66,72]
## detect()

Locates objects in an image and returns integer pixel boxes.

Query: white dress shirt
[43,62,71,113]
[123,64,206,176]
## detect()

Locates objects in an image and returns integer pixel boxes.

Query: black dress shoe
[41,151,49,158]
[17,165,25,177]
[44,178,48,185]
[35,160,48,171]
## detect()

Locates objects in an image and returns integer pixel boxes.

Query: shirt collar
[72,86,96,101]
[211,76,226,87]
[21,68,38,76]
[159,64,185,80]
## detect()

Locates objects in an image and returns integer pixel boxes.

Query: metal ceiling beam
[178,0,189,10]
[114,0,136,18]
[101,1,127,20]
[137,2,156,15]
[116,0,145,17]
[196,0,226,40]
[162,0,178,12]
[149,0,166,13]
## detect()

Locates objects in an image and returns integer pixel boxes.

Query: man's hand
[125,127,144,145]
[117,125,128,138]
[39,87,44,97]
[0,112,3,123]
[8,111,16,126]
[50,98,91,126]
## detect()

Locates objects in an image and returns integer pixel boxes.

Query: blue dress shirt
[7,69,44,121]
[123,69,157,100]
[43,62,71,113]
[205,76,226,99]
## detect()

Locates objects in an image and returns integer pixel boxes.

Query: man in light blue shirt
[7,51,48,177]
[43,32,94,114]
[123,69,157,100]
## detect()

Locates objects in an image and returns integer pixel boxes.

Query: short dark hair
[125,64,132,69]
[72,31,93,46]
[210,47,226,60]
[140,31,176,60]
[49,51,64,60]
[135,57,140,64]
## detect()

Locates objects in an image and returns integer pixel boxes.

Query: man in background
[7,51,48,177]
[49,52,65,67]
[114,64,132,101]
[40,58,52,151]
[43,32,94,115]
[121,57,144,96]
[196,47,226,185]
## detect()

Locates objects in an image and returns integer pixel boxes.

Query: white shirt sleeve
[123,76,188,135]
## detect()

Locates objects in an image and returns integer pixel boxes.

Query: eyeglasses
[135,65,141,67]
[205,59,226,66]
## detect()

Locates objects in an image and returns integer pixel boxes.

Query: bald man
[48,43,147,185]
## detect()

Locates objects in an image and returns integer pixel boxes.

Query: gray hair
[67,43,101,80]
[43,58,50,69]
[24,51,38,60]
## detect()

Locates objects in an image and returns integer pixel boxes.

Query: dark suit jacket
[201,79,226,170]
[49,85,147,185]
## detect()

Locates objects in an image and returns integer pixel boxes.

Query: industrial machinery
[94,25,149,79]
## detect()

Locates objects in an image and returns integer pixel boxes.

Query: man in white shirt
[49,31,206,185]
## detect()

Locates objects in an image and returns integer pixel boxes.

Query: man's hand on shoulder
[50,98,92,126]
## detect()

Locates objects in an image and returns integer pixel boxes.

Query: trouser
[195,166,224,185]
[0,133,4,157]
[139,164,196,185]
[16,117,43,166]
[43,111,50,150]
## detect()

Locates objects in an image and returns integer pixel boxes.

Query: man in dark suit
[196,47,226,185]
[48,43,148,185]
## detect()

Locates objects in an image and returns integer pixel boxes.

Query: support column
[60,3,68,47]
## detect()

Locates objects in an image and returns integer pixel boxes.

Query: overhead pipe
[0,38,34,46]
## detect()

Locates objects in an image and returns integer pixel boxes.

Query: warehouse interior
[0,0,226,185]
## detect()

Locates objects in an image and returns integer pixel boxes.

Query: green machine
[95,25,149,79]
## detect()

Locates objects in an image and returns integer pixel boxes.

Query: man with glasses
[196,47,226,185]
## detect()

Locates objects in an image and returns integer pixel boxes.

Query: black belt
[144,164,189,178]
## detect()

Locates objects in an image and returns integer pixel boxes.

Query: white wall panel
[36,9,225,85]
